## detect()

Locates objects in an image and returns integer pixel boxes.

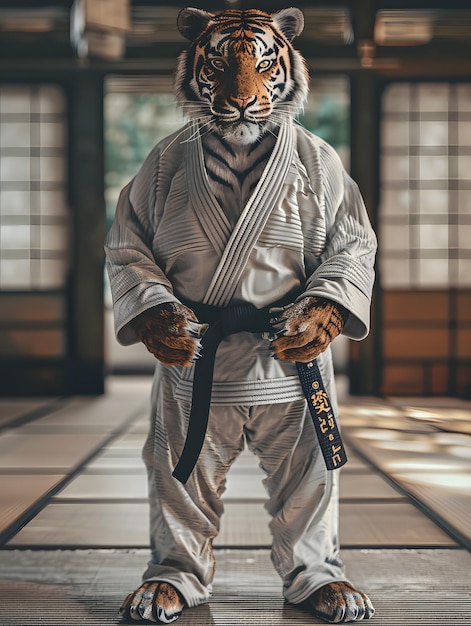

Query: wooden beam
[67,71,105,394]
[349,71,382,395]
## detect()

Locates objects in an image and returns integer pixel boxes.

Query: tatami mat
[84,450,147,471]
[389,397,471,435]
[339,473,406,500]
[82,464,147,475]
[0,475,65,535]
[394,480,470,548]
[218,501,457,548]
[339,401,437,434]
[0,383,469,625]
[7,503,150,548]
[106,432,147,449]
[0,432,110,471]
[53,473,148,501]
[53,444,394,505]
[223,471,405,502]
[68,443,375,500]
[0,399,58,429]
[0,548,469,625]
[7,499,456,549]
[339,502,456,547]
[223,472,267,501]
[342,409,471,549]
[16,397,147,434]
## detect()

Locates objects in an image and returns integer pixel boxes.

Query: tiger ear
[177,7,214,41]
[272,7,304,41]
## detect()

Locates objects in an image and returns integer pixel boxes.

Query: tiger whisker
[274,104,305,117]
[276,101,305,110]
[179,106,211,115]
[274,107,304,117]
[157,117,213,154]
[267,114,291,126]
[178,102,212,113]
[160,124,200,157]
[265,126,280,140]
[181,110,212,119]
[177,102,212,120]
[180,119,216,143]
[183,115,213,125]
[181,126,207,144]
[292,118,307,129]
[181,112,214,126]
[194,125,215,140]
[178,99,211,107]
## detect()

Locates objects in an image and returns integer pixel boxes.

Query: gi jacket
[105,121,377,406]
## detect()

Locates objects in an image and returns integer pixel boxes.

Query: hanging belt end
[172,464,190,484]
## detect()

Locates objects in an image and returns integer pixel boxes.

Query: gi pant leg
[141,368,349,608]
[141,367,247,608]
[244,400,351,604]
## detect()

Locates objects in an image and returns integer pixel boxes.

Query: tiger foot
[303,581,375,623]
[119,581,185,623]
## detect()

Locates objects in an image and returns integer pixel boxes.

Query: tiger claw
[303,582,375,623]
[185,321,209,338]
[269,306,287,317]
[137,589,156,621]
[274,328,287,337]
[119,591,134,615]
[191,347,203,362]
[119,582,184,623]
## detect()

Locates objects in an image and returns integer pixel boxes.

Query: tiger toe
[304,581,375,623]
[119,582,184,623]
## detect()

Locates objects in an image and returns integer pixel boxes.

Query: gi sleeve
[104,150,180,346]
[298,143,377,341]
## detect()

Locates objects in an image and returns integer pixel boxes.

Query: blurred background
[0,0,470,399]
[0,5,470,623]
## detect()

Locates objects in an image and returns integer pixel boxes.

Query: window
[298,76,350,170]
[104,78,184,230]
[0,85,69,290]
[379,82,471,289]
[379,82,471,395]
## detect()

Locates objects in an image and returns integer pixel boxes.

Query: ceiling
[0,1,470,68]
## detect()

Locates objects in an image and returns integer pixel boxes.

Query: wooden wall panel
[0,330,64,358]
[383,292,449,322]
[381,290,470,396]
[384,328,449,359]
[457,365,471,396]
[431,364,449,395]
[457,330,471,359]
[382,365,425,395]
[457,293,471,321]
[0,294,64,323]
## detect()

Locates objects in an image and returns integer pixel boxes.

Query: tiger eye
[210,59,226,71]
[258,59,272,70]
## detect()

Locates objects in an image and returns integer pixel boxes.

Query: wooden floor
[0,376,470,624]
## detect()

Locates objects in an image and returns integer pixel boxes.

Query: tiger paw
[132,303,203,368]
[303,581,375,623]
[119,581,185,623]
[270,297,348,363]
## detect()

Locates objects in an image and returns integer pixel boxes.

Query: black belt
[172,301,347,484]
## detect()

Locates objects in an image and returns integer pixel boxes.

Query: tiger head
[175,7,309,145]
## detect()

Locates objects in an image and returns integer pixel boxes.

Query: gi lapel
[187,122,232,256]
[203,121,295,307]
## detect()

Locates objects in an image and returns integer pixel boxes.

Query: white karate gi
[105,120,377,607]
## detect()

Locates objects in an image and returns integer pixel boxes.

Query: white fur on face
[218,122,263,145]
[174,14,309,145]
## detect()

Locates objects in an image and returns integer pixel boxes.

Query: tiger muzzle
[229,95,257,112]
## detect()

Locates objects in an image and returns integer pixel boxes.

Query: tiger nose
[229,95,255,110]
